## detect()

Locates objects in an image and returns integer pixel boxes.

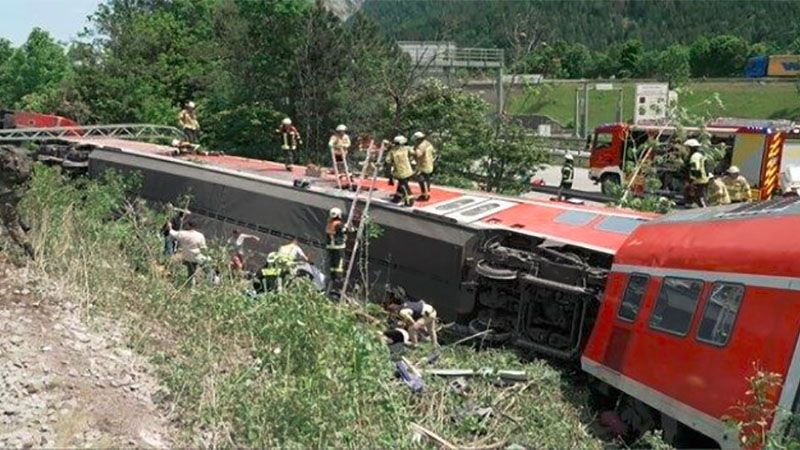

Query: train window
[618,273,649,322]
[697,283,744,346]
[649,277,704,336]
[595,216,647,235]
[554,210,597,226]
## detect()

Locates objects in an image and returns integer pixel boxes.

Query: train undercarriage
[460,230,612,361]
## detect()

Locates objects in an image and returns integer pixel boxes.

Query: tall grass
[20,165,604,448]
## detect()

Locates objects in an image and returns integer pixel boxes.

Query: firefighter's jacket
[326,218,346,250]
[561,163,574,186]
[724,174,752,202]
[386,145,414,180]
[707,178,731,206]
[414,140,436,174]
[689,151,709,184]
[179,109,199,130]
[328,134,351,155]
[277,124,301,150]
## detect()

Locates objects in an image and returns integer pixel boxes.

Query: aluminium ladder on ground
[0,124,184,143]
[339,140,386,300]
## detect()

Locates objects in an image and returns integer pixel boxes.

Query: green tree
[0,29,69,108]
[0,39,12,67]
[657,44,691,87]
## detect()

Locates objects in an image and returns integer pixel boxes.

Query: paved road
[530,165,599,192]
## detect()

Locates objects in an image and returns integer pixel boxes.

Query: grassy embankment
[17,165,613,448]
[508,81,800,130]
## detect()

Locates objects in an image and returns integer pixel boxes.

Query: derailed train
[69,138,800,448]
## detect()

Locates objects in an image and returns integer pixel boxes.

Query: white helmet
[335,124,347,132]
[393,135,408,145]
[565,153,574,161]
[171,139,181,147]
[412,131,425,140]
[282,118,292,125]
[683,138,701,148]
[329,207,342,219]
[727,165,740,175]
[187,101,196,109]
[266,252,279,265]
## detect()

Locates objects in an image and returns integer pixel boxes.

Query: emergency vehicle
[587,122,789,201]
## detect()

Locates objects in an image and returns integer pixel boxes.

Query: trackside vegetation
[19,165,606,448]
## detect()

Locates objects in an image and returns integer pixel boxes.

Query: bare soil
[0,262,175,448]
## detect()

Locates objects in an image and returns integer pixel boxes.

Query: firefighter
[276,117,302,171]
[706,174,731,206]
[255,252,284,294]
[178,101,200,144]
[385,135,415,207]
[325,207,348,295]
[277,237,309,278]
[558,154,575,201]
[412,131,435,201]
[723,166,752,203]
[329,124,352,187]
[384,285,439,347]
[0,146,34,259]
[685,139,709,208]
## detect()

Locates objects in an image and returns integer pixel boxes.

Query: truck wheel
[600,174,621,196]
[468,317,513,343]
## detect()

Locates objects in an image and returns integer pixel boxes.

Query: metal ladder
[330,144,353,189]
[339,139,386,300]
[0,124,183,142]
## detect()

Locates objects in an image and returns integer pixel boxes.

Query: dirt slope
[0,263,175,448]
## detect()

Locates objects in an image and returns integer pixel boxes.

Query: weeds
[20,165,605,448]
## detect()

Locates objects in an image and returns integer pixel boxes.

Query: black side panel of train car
[88,149,476,320]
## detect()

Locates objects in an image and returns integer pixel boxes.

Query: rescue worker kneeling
[255,252,287,294]
[385,135,415,207]
[384,286,439,347]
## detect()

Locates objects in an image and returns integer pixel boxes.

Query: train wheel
[475,260,517,281]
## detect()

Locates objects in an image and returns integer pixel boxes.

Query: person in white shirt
[167,220,208,283]
[277,237,309,264]
[229,229,260,273]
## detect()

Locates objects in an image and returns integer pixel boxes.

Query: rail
[0,124,183,142]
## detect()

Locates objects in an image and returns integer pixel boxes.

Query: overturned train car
[82,140,800,447]
[85,141,650,361]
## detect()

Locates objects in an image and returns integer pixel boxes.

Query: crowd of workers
[160,198,439,348]
[684,138,752,207]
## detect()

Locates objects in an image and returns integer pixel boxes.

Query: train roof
[71,137,655,255]
[614,197,800,280]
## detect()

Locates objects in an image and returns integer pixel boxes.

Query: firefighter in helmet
[685,138,709,208]
[558,153,575,201]
[276,117,302,171]
[706,173,731,206]
[178,101,200,144]
[255,252,284,294]
[325,207,348,295]
[723,166,752,203]
[412,131,435,201]
[329,124,352,187]
[385,135,415,207]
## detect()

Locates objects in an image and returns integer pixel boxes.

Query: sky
[0,0,103,46]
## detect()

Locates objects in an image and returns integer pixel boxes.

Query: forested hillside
[362,0,800,51]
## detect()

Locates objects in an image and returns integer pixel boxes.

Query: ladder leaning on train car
[339,138,386,300]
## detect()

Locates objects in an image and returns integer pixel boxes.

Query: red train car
[582,198,800,447]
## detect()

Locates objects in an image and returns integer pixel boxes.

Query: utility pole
[574,88,581,138]
[582,82,590,139]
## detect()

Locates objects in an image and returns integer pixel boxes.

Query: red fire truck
[587,122,788,201]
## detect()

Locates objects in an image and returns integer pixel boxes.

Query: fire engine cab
[582,197,800,446]
[587,123,788,201]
